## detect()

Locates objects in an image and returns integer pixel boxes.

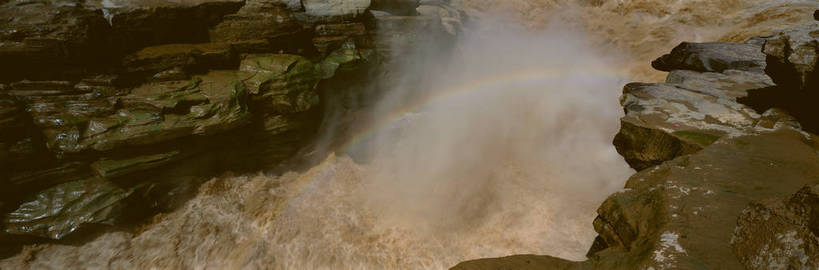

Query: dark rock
[652,42,767,73]
[452,255,590,270]
[121,43,238,79]
[0,1,111,81]
[101,0,244,53]
[208,2,307,54]
[733,184,819,269]
[763,22,818,92]
[317,45,375,80]
[0,0,464,246]
[240,54,321,114]
[370,0,420,15]
[4,178,134,240]
[752,22,819,133]
[7,80,89,96]
[313,23,370,56]
[91,151,181,179]
[7,162,91,194]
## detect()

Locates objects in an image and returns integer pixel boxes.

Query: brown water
[2,1,817,269]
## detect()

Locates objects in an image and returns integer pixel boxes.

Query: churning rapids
[2,0,817,269]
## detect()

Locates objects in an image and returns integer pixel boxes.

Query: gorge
[1,0,819,269]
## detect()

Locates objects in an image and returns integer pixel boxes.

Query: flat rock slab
[614,82,762,170]
[652,42,767,73]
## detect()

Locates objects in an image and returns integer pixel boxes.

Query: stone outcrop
[764,22,819,92]
[0,0,464,250]
[732,184,819,269]
[652,42,767,73]
[749,21,819,133]
[453,17,819,270]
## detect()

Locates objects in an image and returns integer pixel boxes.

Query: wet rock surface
[0,0,464,250]
[453,17,819,270]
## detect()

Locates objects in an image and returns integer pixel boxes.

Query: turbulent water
[3,0,818,269]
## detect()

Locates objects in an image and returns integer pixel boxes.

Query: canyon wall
[0,0,464,255]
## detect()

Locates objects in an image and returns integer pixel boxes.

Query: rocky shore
[0,0,463,256]
[453,11,819,270]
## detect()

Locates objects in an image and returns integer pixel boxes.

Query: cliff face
[453,12,819,270]
[0,0,463,255]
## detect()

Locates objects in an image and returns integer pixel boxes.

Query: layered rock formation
[0,0,464,255]
[453,11,819,270]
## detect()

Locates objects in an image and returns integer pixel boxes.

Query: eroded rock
[733,184,819,269]
[763,22,819,92]
[652,42,767,73]
[5,178,135,240]
[613,82,761,170]
[122,43,237,79]
[209,2,306,54]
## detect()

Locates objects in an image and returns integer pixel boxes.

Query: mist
[338,19,634,265]
[0,10,635,270]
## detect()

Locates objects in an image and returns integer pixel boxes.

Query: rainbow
[339,66,628,153]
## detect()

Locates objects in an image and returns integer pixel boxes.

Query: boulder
[732,184,819,269]
[652,42,767,73]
